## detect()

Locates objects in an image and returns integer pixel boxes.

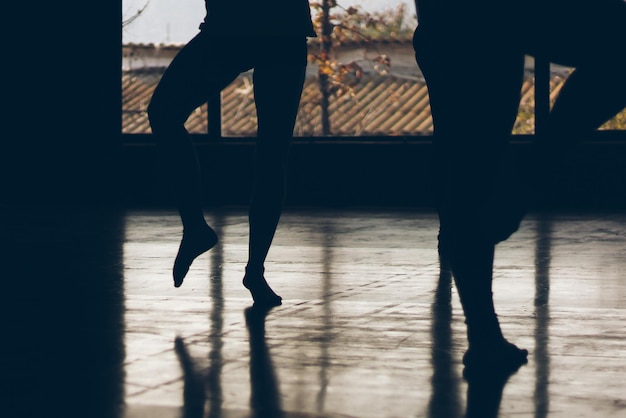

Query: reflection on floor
[3,206,626,418]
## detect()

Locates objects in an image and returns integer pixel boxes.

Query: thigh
[150,33,252,124]
[414,25,525,150]
[252,37,308,140]
[413,25,525,226]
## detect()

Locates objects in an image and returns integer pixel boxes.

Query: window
[122,1,625,139]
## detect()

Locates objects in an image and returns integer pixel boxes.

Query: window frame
[121,4,626,144]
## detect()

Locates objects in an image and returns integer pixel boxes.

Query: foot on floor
[462,339,528,380]
[173,225,218,287]
[243,267,282,307]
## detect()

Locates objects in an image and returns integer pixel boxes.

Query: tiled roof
[123,68,622,136]
[122,68,436,136]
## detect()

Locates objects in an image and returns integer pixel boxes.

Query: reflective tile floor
[3,205,626,418]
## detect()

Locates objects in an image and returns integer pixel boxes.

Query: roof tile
[123,68,624,136]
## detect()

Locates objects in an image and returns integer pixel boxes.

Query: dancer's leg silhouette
[149,34,246,287]
[149,34,307,304]
[521,0,626,193]
[413,0,626,373]
[243,38,307,306]
[413,9,529,373]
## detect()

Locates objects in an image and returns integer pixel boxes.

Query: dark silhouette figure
[148,1,316,306]
[413,0,626,372]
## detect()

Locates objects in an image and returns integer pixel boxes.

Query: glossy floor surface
[3,206,625,418]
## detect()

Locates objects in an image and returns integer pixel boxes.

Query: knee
[147,96,187,135]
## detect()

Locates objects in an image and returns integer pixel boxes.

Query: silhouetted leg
[523,0,626,194]
[148,33,247,286]
[532,63,626,194]
[551,69,626,135]
[242,38,307,306]
[414,24,528,371]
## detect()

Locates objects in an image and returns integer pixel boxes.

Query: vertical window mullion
[534,57,551,137]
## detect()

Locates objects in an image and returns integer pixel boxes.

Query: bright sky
[122,0,416,44]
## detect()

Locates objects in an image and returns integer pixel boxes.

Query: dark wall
[3,4,126,418]
[121,139,626,210]
[2,1,122,207]
[122,140,438,208]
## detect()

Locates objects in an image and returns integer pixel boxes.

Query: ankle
[245,264,265,276]
[466,317,505,348]
[183,222,213,234]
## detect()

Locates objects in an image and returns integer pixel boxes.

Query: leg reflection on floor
[4,206,624,418]
[119,208,626,418]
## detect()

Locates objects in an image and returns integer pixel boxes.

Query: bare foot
[173,225,218,287]
[463,339,528,380]
[243,267,282,307]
